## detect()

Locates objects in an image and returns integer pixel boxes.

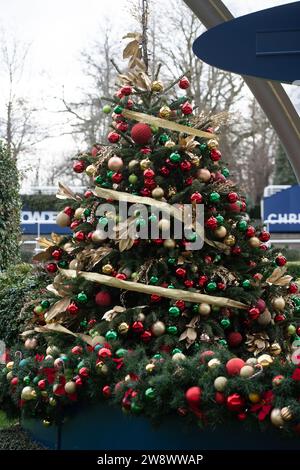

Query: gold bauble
[272,296,286,311]
[224,235,236,247]
[69,259,78,270]
[197,168,211,182]
[74,207,85,219]
[257,308,272,325]
[214,226,227,239]
[6,371,13,381]
[102,264,113,275]
[159,105,171,119]
[249,392,261,403]
[21,386,37,401]
[151,80,164,92]
[56,211,70,228]
[85,164,96,176]
[207,138,219,149]
[145,363,155,373]
[41,391,48,397]
[118,322,129,335]
[257,354,273,367]
[248,236,260,248]
[190,155,200,167]
[270,408,285,427]
[208,358,221,369]
[152,187,164,199]
[6,361,14,370]
[214,376,228,392]
[164,140,176,148]
[92,335,105,346]
[240,365,255,378]
[43,420,51,427]
[281,406,293,421]
[64,381,76,394]
[172,352,186,362]
[164,239,176,249]
[151,321,166,337]
[91,230,106,243]
[137,313,145,321]
[96,361,108,375]
[128,159,139,171]
[269,342,282,356]
[49,397,57,407]
[198,303,211,316]
[140,158,151,170]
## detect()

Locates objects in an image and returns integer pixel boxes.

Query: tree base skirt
[22,403,300,450]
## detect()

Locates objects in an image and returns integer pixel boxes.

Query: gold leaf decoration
[179,135,200,158]
[56,182,82,201]
[179,316,199,347]
[245,332,270,356]
[102,305,126,321]
[266,266,293,286]
[44,297,71,323]
[76,246,113,271]
[32,246,53,262]
[36,237,54,249]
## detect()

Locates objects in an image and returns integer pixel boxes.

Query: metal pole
[183,0,300,182]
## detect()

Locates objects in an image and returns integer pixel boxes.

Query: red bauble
[84,190,93,198]
[70,220,80,231]
[95,291,111,307]
[38,379,46,390]
[255,298,266,313]
[179,76,190,89]
[231,246,241,255]
[98,347,112,359]
[180,160,192,171]
[248,307,260,320]
[52,249,62,260]
[240,201,247,212]
[228,202,240,213]
[152,239,163,245]
[116,122,128,132]
[237,412,247,421]
[132,321,144,333]
[290,283,299,294]
[199,350,215,364]
[144,168,155,179]
[276,255,287,266]
[46,263,57,273]
[181,101,193,115]
[227,192,238,203]
[67,302,79,315]
[185,177,193,186]
[210,149,221,161]
[214,171,226,183]
[107,131,120,143]
[141,330,152,342]
[259,231,270,242]
[175,299,185,310]
[115,273,127,280]
[226,358,245,376]
[198,275,208,287]
[227,332,243,347]
[131,123,152,145]
[176,267,186,278]
[71,346,83,355]
[190,192,203,203]
[226,393,245,412]
[215,391,225,404]
[126,99,133,109]
[11,377,18,386]
[205,216,218,230]
[102,385,112,398]
[88,319,97,327]
[79,367,89,377]
[185,386,202,407]
[75,377,83,387]
[140,188,151,197]
[246,226,256,237]
[112,172,123,184]
[204,255,212,264]
[140,147,151,154]
[73,160,85,173]
[121,85,132,96]
[184,280,194,287]
[64,206,74,217]
[275,314,286,322]
[75,231,85,241]
[217,282,226,290]
[150,294,161,302]
[160,166,170,176]
[260,243,268,251]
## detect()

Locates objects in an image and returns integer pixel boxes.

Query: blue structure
[21,210,70,235]
[263,186,300,233]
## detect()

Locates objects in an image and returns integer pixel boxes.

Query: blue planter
[22,403,300,450]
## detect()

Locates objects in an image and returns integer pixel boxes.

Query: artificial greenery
[0,142,21,270]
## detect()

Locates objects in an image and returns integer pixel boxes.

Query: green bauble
[167,326,178,335]
[193,304,199,313]
[58,260,68,269]
[222,167,229,177]
[131,401,143,413]
[170,152,181,163]
[200,143,207,152]
[41,300,50,309]
[94,176,103,185]
[238,220,248,231]
[167,257,176,265]
[169,306,180,317]
[151,125,159,134]
[153,353,162,360]
[219,339,228,347]
[105,330,117,341]
[210,192,221,203]
[159,134,169,144]
[172,348,182,355]
[220,318,231,328]
[80,320,88,327]
[102,104,111,114]
[242,279,251,289]
[292,296,300,306]
[206,282,217,292]
[84,208,91,217]
[168,284,175,289]
[23,376,30,385]
[216,215,224,225]
[113,105,123,114]
[106,170,113,179]
[186,232,197,242]
[145,387,155,399]
[149,276,159,285]
[115,348,127,357]
[35,305,43,314]
[77,292,88,303]
[128,174,138,184]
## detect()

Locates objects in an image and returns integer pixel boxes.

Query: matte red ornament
[102,385,112,398]
[210,148,221,161]
[46,263,57,273]
[227,332,243,347]
[190,192,203,203]
[95,291,111,307]
[248,307,260,320]
[75,231,85,241]
[185,386,202,407]
[179,76,190,89]
[176,267,186,278]
[71,346,83,355]
[121,85,132,96]
[205,216,218,230]
[227,192,238,203]
[79,367,89,377]
[132,321,144,333]
[131,123,152,144]
[181,101,193,115]
[226,358,245,376]
[215,391,225,404]
[67,302,79,315]
[107,131,120,143]
[276,255,287,266]
[73,160,85,173]
[226,393,245,412]
[290,283,299,294]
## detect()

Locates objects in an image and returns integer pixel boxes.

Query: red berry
[107,131,120,143]
[190,192,203,203]
[210,149,221,161]
[46,263,57,273]
[227,192,238,203]
[179,76,190,89]
[181,101,193,115]
[131,123,152,145]
[73,160,85,173]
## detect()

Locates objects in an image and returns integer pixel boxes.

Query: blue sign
[193,2,300,83]
[263,186,300,233]
[21,211,71,235]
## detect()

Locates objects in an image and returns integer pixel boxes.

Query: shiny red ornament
[75,231,85,241]
[290,283,299,294]
[226,393,245,412]
[181,101,193,115]
[107,131,120,143]
[198,275,208,287]
[205,216,218,230]
[184,279,194,287]
[71,346,83,355]
[150,294,161,302]
[215,391,225,404]
[185,386,202,407]
[248,307,260,320]
[214,171,226,183]
[46,262,57,273]
[84,190,93,198]
[204,255,212,264]
[11,377,18,386]
[227,332,243,347]
[217,282,226,290]
[38,379,46,390]
[144,178,156,189]
[227,192,238,203]
[246,226,256,237]
[112,172,123,184]
[190,192,203,203]
[176,267,186,278]
[115,90,123,99]
[253,272,263,281]
[132,321,144,333]
[140,147,151,154]
[180,160,192,171]
[210,148,221,161]
[70,220,80,230]
[73,160,85,173]
[259,231,270,242]
[88,319,97,327]
[276,255,287,266]
[67,302,79,315]
[121,85,132,96]
[116,122,128,132]
[75,377,83,387]
[260,244,268,251]
[228,202,240,213]
[52,249,62,260]
[237,412,247,421]
[98,347,112,359]
[140,188,151,197]
[231,246,241,255]
[144,168,155,179]
[79,367,89,377]
[131,123,152,145]
[141,330,152,342]
[226,358,245,376]
[179,76,190,89]
[116,273,127,280]
[185,177,194,186]
[64,206,74,217]
[275,314,286,322]
[175,299,186,310]
[95,291,111,307]
[160,166,170,176]
[152,238,163,245]
[102,385,112,398]
[240,201,247,212]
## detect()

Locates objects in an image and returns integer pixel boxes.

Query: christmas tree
[2,32,300,434]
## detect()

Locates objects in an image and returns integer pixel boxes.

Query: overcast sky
[0,0,297,187]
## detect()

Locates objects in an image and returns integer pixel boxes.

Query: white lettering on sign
[266,213,300,224]
[21,211,58,224]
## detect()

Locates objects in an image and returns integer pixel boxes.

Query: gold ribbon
[122,109,216,139]
[61,269,247,309]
